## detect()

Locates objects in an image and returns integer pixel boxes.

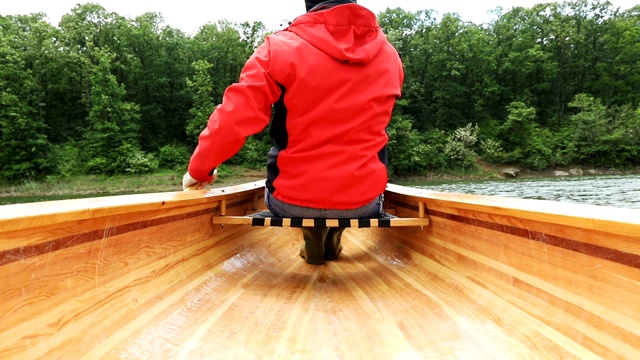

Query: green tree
[121,13,193,150]
[82,49,149,174]
[57,3,120,141]
[561,93,639,168]
[563,94,608,166]
[491,5,558,125]
[0,15,52,182]
[595,5,640,108]
[498,102,552,169]
[387,113,431,176]
[185,60,215,143]
[425,15,497,130]
[2,1,639,181]
[603,105,640,167]
[190,21,254,105]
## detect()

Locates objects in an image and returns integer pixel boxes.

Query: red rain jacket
[188,3,403,209]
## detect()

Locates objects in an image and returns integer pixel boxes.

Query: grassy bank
[2,163,638,205]
[0,166,266,205]
[0,165,501,200]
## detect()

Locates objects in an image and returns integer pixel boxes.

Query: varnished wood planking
[99,227,303,359]
[412,217,640,358]
[385,184,640,238]
[413,194,640,270]
[352,229,589,359]
[101,228,490,358]
[426,213,640,301]
[425,215,640,320]
[0,180,266,236]
[0,185,261,256]
[0,213,223,358]
[1,181,640,358]
[0,202,217,252]
[78,226,269,360]
[429,204,640,258]
[97,226,595,359]
[0,210,218,320]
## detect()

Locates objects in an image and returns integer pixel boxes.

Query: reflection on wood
[0,180,639,358]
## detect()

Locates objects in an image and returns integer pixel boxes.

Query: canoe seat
[212,211,429,228]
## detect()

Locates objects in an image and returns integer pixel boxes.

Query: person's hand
[182,169,217,191]
[182,172,201,190]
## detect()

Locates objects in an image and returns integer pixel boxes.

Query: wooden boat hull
[1,181,639,359]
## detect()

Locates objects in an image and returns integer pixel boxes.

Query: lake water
[411,174,640,209]
[2,175,639,209]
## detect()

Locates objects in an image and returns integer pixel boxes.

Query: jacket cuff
[187,164,215,183]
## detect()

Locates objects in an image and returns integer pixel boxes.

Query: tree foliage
[0,14,52,181]
[1,1,639,184]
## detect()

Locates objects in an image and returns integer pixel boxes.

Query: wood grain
[0,181,639,359]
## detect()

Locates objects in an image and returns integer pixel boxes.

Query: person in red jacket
[183,0,404,264]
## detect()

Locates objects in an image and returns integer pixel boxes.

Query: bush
[158,144,191,170]
[125,150,159,174]
[83,143,158,175]
[444,123,479,168]
[49,142,81,178]
[387,115,429,176]
[227,136,271,169]
[420,129,448,170]
[85,157,111,174]
[479,138,505,163]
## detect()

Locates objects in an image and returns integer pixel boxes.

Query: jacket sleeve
[188,39,282,182]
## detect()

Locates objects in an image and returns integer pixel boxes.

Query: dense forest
[1,0,639,184]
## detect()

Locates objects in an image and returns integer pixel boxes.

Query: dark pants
[265,191,384,265]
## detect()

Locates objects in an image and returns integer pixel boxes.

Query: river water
[411,174,640,210]
[2,175,639,209]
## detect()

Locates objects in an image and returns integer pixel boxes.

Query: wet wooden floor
[61,225,633,359]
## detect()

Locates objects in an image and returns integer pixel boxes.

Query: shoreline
[2,165,639,205]
[394,164,640,184]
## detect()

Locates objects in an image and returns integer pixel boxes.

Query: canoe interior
[1,180,640,359]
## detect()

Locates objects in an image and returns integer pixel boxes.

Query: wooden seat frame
[212,197,430,228]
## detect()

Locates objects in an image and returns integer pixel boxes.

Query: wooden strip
[350,229,602,359]
[425,229,640,355]
[326,262,418,354]
[428,216,640,317]
[272,268,321,357]
[430,209,640,269]
[177,259,303,359]
[81,240,262,359]
[0,209,213,266]
[0,180,263,234]
[0,225,234,358]
[220,199,226,216]
[174,268,262,358]
[212,216,429,227]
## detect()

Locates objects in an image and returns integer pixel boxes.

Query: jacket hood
[287,4,386,64]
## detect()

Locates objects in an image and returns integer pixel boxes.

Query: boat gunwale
[1,179,639,236]
[0,180,266,232]
[385,183,640,237]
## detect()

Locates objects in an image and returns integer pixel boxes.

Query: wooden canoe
[1,180,640,359]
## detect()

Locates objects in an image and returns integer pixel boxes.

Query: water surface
[412,174,640,209]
